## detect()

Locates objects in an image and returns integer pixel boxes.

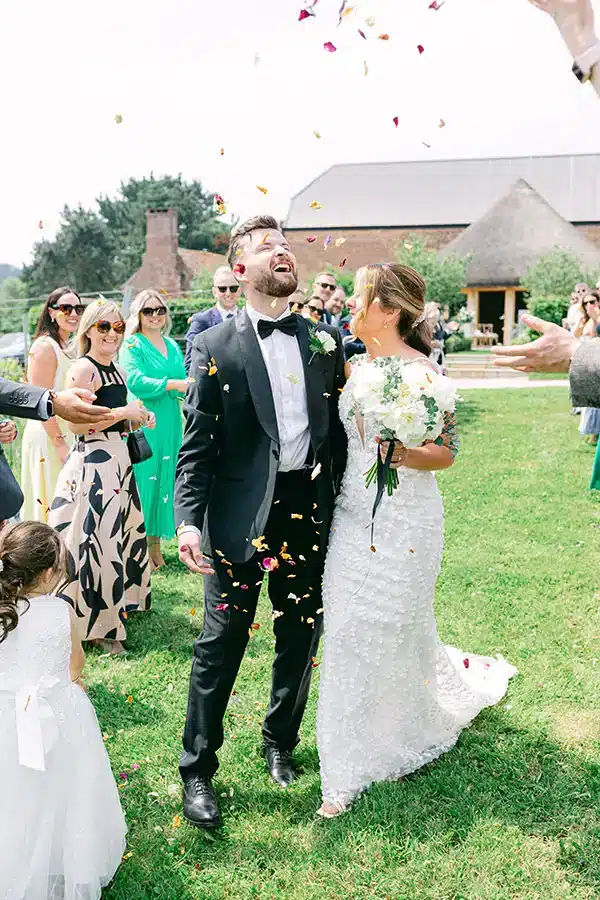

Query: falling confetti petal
[358,28,366,38]
[313,130,322,139]
[256,185,268,194]
[393,116,399,127]
[285,373,300,385]
[260,557,279,572]
[213,194,227,216]
[307,236,317,243]
[323,42,337,52]
[417,44,425,54]
[291,513,303,520]
[220,148,225,155]
[309,201,323,209]
[429,0,445,8]
[115,113,123,124]
[339,258,347,267]
[378,33,390,40]
[365,16,375,26]
[335,237,346,247]
[311,462,322,480]
[190,608,196,616]
[127,695,133,703]
[172,815,181,829]
[298,8,313,20]
[363,60,368,76]
[422,141,431,148]
[251,623,261,630]
[223,384,230,392]
[324,235,332,248]
[439,118,446,128]
[38,220,44,229]
[234,263,246,275]
[216,603,229,612]
[463,658,470,669]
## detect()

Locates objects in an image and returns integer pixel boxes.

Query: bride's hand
[376,438,408,469]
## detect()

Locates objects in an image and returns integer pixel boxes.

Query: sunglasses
[141,306,167,317]
[93,320,126,335]
[308,305,324,317]
[52,303,86,316]
[585,299,599,306]
[216,285,239,294]
[316,282,336,291]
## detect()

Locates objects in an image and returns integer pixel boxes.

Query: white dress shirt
[245,302,310,472]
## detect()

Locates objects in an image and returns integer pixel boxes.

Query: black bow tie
[257,314,298,340]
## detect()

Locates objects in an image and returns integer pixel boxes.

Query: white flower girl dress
[0,596,126,899]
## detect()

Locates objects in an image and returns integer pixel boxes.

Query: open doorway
[478,291,506,342]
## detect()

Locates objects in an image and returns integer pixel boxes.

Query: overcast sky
[2,0,600,268]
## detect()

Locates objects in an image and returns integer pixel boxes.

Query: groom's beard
[253,270,298,298]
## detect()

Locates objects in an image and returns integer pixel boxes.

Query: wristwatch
[47,390,56,418]
[572,42,600,83]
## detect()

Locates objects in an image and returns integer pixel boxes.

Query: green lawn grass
[90,388,600,900]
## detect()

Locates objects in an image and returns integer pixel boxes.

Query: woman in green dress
[120,290,190,568]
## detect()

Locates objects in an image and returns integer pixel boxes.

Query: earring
[383,320,389,329]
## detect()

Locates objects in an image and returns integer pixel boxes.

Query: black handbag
[127,429,153,464]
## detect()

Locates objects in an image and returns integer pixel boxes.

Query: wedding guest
[304,296,325,322]
[565,283,588,332]
[312,271,338,306]
[575,291,600,337]
[49,300,154,655]
[120,290,188,569]
[324,286,346,326]
[21,287,84,521]
[0,521,127,900]
[290,289,306,313]
[342,288,366,360]
[528,0,600,98]
[184,267,242,371]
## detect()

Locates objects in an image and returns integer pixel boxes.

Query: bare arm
[27,340,69,461]
[528,0,600,97]
[66,360,148,435]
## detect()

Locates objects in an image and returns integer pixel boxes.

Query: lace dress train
[317,358,516,808]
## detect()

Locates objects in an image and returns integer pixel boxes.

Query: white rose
[315,331,336,354]
[352,364,387,407]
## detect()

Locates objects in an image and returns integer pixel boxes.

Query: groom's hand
[178,532,215,575]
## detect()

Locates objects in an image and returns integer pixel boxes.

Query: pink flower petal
[216,603,229,612]
[463,658,470,669]
[358,28,366,39]
[307,236,317,243]
[324,41,337,52]
[417,44,425,54]
[393,116,399,127]
[298,8,312,21]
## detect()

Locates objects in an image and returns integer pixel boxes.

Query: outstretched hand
[493,313,579,373]
[52,388,113,424]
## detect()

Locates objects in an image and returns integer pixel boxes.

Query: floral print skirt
[49,433,151,641]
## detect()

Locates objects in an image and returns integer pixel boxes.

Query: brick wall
[285,226,465,282]
[126,209,190,294]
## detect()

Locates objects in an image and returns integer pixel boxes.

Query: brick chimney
[125,208,190,295]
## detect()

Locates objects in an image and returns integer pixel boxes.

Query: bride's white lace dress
[317,357,516,808]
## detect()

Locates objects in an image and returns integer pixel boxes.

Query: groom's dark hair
[227,214,282,269]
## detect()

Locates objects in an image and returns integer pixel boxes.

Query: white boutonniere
[308,325,336,364]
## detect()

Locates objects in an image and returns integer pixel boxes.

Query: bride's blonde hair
[353,263,432,356]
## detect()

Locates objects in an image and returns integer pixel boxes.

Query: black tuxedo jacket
[0,378,47,520]
[174,310,347,562]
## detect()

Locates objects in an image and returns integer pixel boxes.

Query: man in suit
[174,214,349,828]
[0,378,112,522]
[494,312,600,407]
[184,266,242,371]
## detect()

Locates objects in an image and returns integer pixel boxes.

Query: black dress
[49,357,151,641]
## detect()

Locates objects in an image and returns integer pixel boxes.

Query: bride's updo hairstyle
[353,263,432,356]
[0,522,65,645]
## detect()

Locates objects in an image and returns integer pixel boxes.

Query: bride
[316,263,516,818]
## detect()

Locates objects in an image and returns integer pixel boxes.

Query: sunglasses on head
[308,305,324,317]
[216,285,239,294]
[52,303,86,316]
[93,320,126,335]
[141,306,167,317]
[316,282,336,291]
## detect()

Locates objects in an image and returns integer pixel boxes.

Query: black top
[85,356,127,431]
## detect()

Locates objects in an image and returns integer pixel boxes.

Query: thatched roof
[438,179,600,287]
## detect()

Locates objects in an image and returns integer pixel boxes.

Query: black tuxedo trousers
[180,467,324,779]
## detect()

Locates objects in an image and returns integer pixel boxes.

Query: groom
[174,215,348,828]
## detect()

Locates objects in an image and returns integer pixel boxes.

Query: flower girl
[0,522,126,900]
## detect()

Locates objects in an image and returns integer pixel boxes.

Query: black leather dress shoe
[182,776,221,828]
[264,745,297,787]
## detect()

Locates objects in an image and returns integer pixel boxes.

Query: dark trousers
[180,469,324,780]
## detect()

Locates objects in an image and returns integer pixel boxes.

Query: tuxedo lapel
[296,316,329,451]
[236,310,279,444]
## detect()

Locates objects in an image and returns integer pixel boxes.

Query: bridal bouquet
[352,357,459,501]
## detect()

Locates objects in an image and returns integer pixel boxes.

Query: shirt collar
[216,302,237,318]
[245,301,291,331]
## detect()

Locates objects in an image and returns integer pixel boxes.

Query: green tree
[395,237,469,315]
[521,248,600,298]
[0,277,29,335]
[98,175,229,284]
[22,206,117,295]
[0,277,27,302]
